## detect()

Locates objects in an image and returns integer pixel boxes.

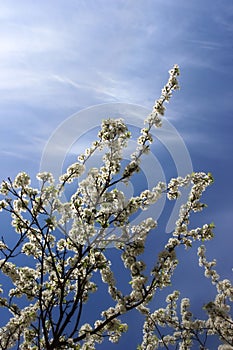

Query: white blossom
[0,66,231,349]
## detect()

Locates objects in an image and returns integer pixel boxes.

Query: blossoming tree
[0,66,232,349]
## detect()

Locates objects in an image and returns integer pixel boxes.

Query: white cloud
[0,0,232,176]
[0,1,166,108]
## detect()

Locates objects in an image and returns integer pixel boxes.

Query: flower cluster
[145,64,180,127]
[0,66,232,349]
[124,65,180,180]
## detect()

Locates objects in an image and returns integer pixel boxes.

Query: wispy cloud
[0,0,232,173]
[51,74,121,101]
[184,39,226,51]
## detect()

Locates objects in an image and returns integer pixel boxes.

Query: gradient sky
[0,1,232,348]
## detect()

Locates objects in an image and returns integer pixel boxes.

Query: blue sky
[0,0,232,348]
